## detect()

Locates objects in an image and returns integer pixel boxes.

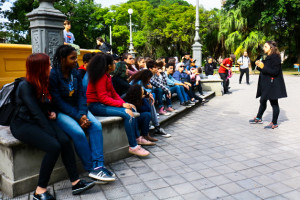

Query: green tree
[218,8,266,61]
[1,0,102,48]
[223,0,300,65]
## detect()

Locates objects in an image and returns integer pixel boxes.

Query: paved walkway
[4,74,300,200]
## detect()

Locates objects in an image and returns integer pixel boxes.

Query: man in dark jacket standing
[94,37,111,53]
[249,41,287,129]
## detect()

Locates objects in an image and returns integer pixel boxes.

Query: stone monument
[26,0,66,61]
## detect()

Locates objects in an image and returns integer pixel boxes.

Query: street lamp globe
[128,8,133,15]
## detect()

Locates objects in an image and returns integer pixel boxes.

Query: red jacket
[86,73,125,107]
[219,58,232,74]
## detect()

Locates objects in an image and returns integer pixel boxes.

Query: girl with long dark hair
[249,41,287,129]
[123,85,155,145]
[10,53,94,200]
[86,54,151,156]
[130,70,171,138]
[49,45,115,182]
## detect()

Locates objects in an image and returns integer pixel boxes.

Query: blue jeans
[138,112,151,136]
[88,103,139,147]
[169,85,188,103]
[153,87,171,108]
[56,111,104,171]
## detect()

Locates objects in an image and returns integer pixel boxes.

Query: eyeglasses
[179,66,184,68]
[129,58,134,60]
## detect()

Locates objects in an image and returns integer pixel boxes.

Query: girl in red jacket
[86,54,151,156]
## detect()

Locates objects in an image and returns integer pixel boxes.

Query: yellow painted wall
[0,44,100,88]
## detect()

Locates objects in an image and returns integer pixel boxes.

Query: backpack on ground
[0,77,25,126]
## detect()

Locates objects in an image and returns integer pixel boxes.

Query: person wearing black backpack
[94,37,111,53]
[10,53,95,200]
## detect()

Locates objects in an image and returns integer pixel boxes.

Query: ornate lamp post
[192,0,202,67]
[26,0,66,61]
[128,8,136,58]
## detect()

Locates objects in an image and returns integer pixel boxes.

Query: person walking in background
[11,53,95,200]
[237,51,251,84]
[219,54,235,94]
[249,41,287,129]
[63,20,75,44]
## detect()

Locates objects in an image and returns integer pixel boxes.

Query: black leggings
[256,99,280,124]
[10,119,79,188]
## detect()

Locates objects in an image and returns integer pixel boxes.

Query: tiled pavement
[3,74,300,200]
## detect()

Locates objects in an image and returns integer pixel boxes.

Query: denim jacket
[49,66,88,121]
[165,72,182,87]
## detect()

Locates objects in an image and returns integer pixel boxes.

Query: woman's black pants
[10,119,79,188]
[256,99,280,124]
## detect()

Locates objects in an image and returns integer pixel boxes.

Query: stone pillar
[26,0,66,61]
[192,0,202,67]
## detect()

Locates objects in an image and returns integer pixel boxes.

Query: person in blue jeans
[86,53,151,156]
[49,45,115,182]
[129,70,172,138]
[123,84,155,145]
[165,63,194,107]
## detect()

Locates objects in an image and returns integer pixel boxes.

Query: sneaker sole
[88,174,116,182]
[138,142,156,146]
[161,134,172,138]
[129,151,150,157]
[92,178,109,184]
[72,182,95,195]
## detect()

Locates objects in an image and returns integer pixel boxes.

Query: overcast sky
[95,0,221,10]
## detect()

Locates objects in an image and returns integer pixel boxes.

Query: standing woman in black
[10,53,94,200]
[249,41,287,129]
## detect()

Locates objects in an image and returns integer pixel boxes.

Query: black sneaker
[33,191,55,200]
[180,102,192,107]
[101,166,116,178]
[72,180,95,195]
[154,127,171,138]
[187,101,195,105]
[89,167,116,181]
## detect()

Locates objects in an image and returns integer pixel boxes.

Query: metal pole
[192,0,202,67]
[194,0,200,42]
[128,13,135,57]
[109,25,112,54]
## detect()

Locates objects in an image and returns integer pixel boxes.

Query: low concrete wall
[0,44,99,88]
[0,116,130,197]
[201,79,223,96]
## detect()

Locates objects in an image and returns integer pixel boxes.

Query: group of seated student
[11,46,207,199]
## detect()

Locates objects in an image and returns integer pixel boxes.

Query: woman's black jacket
[256,54,287,100]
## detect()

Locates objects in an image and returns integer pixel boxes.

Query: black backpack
[0,77,25,126]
